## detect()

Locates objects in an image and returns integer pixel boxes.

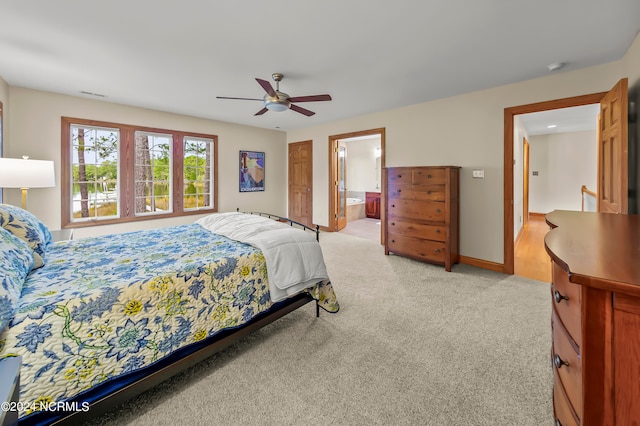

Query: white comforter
[195,212,329,302]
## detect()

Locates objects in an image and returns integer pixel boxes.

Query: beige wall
[512,115,529,240]
[287,34,640,264]
[0,75,8,157]
[528,130,598,213]
[3,32,638,261]
[623,32,640,89]
[4,87,287,238]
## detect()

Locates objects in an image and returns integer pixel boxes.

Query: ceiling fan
[217,73,332,117]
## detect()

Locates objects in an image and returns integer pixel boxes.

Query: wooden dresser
[545,210,640,426]
[384,166,459,271]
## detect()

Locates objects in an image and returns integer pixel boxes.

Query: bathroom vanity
[365,192,381,219]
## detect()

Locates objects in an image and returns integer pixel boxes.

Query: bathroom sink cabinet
[365,192,381,219]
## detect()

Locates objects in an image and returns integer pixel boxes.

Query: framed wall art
[239,150,265,192]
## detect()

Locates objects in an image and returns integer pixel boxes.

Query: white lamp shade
[0,157,56,188]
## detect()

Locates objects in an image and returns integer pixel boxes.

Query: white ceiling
[518,104,601,136]
[1,1,638,131]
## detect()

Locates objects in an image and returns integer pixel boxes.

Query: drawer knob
[391,222,395,226]
[397,174,402,178]
[554,354,569,369]
[435,209,441,213]
[427,174,432,178]
[435,229,441,233]
[553,290,569,304]
[398,189,402,193]
[427,190,431,194]
[391,239,395,243]
[392,204,395,208]
[434,249,441,254]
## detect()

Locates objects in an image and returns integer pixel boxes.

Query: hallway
[515,214,552,283]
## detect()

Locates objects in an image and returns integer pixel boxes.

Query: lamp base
[21,188,28,210]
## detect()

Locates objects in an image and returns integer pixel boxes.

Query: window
[62,117,217,227]
[134,131,172,216]
[183,137,214,211]
[70,124,119,221]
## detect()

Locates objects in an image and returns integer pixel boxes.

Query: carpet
[86,231,553,426]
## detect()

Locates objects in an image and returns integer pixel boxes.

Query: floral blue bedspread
[0,224,338,417]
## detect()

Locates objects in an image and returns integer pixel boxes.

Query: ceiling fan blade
[254,107,269,116]
[256,78,277,97]
[216,96,263,101]
[288,94,332,103]
[290,104,315,117]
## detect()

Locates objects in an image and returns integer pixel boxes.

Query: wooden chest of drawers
[384,166,459,271]
[545,210,640,425]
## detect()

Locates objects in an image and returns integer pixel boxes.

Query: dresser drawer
[552,262,582,347]
[412,168,446,185]
[388,199,445,222]
[552,313,582,419]
[387,233,446,263]
[387,168,447,185]
[387,170,413,185]
[388,184,446,202]
[387,219,447,242]
[553,367,579,426]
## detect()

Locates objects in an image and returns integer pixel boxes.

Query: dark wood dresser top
[545,210,640,294]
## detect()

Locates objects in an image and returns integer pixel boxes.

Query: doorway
[504,79,628,276]
[329,128,385,242]
[514,107,600,282]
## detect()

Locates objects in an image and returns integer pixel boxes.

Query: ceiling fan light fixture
[218,73,331,117]
[264,98,290,112]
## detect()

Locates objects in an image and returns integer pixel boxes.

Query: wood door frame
[336,140,348,231]
[523,137,530,226]
[329,128,385,238]
[504,92,606,274]
[288,140,313,226]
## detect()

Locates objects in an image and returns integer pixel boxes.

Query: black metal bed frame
[19,212,323,425]
[238,209,321,242]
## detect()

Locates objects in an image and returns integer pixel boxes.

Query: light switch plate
[472,169,485,179]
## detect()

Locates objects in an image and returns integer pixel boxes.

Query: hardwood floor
[515,214,552,283]
[340,215,551,282]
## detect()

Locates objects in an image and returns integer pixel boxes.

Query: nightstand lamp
[0,156,55,210]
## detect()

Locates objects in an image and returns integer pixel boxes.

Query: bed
[0,206,339,425]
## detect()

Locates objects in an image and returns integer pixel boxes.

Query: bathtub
[345,197,366,222]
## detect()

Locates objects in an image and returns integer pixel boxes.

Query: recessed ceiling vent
[80,91,107,98]
[547,62,565,71]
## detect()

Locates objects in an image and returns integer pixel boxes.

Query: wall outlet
[472,169,485,179]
